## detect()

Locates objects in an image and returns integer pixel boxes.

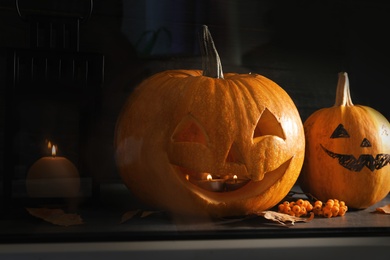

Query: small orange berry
[338,206,347,216]
[331,206,339,217]
[314,200,323,207]
[296,199,304,206]
[292,205,301,214]
[312,208,322,216]
[306,202,313,211]
[300,206,307,216]
[323,211,332,218]
[326,199,334,208]
[314,204,322,211]
[283,206,292,214]
[323,207,332,218]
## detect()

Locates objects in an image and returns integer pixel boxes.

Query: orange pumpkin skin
[299,72,390,209]
[114,69,305,218]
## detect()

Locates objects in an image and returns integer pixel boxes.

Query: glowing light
[51,145,57,157]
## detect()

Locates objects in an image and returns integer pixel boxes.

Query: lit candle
[225,175,249,191]
[26,144,80,198]
[196,174,225,192]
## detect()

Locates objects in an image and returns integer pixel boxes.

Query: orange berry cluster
[312,199,348,218]
[278,199,312,217]
[277,198,348,218]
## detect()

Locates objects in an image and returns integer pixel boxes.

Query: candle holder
[26,144,81,198]
[225,176,249,191]
[193,174,226,192]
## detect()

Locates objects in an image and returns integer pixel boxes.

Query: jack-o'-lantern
[114,25,305,218]
[299,72,390,209]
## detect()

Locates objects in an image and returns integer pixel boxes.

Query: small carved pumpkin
[114,26,305,218]
[299,72,390,209]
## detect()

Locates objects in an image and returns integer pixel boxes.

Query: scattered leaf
[120,209,141,223]
[258,211,314,226]
[120,209,162,223]
[140,210,160,218]
[26,208,83,226]
[373,204,390,214]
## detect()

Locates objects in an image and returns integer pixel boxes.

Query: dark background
[1,0,389,185]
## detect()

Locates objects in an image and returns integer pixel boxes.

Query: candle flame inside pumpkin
[51,145,57,158]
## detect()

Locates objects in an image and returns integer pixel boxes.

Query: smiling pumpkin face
[299,72,390,209]
[320,123,390,172]
[114,70,305,218]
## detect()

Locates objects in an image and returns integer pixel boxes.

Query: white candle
[26,145,80,198]
[225,175,249,191]
[196,174,225,192]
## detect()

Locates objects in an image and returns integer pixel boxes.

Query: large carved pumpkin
[299,72,390,209]
[114,26,305,218]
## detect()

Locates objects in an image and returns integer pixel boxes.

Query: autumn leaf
[373,204,390,214]
[120,209,162,223]
[258,211,314,226]
[140,210,160,218]
[26,208,83,226]
[120,209,141,223]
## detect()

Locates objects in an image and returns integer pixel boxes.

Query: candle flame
[207,174,212,181]
[51,145,57,157]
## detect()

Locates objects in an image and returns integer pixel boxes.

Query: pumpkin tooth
[251,158,292,182]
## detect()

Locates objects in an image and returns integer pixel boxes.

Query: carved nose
[360,138,372,147]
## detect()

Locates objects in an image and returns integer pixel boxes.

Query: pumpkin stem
[200,25,224,79]
[334,72,354,107]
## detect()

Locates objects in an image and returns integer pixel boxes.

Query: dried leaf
[140,210,160,218]
[120,209,162,223]
[374,204,390,214]
[259,211,314,226]
[120,209,141,223]
[26,208,83,226]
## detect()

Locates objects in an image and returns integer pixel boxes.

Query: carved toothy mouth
[321,144,390,172]
[172,158,292,193]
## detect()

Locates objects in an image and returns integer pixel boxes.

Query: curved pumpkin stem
[200,25,224,79]
[334,72,354,107]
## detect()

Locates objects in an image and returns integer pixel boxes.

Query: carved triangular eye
[172,115,208,145]
[253,108,285,140]
[330,124,350,138]
[360,138,372,147]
